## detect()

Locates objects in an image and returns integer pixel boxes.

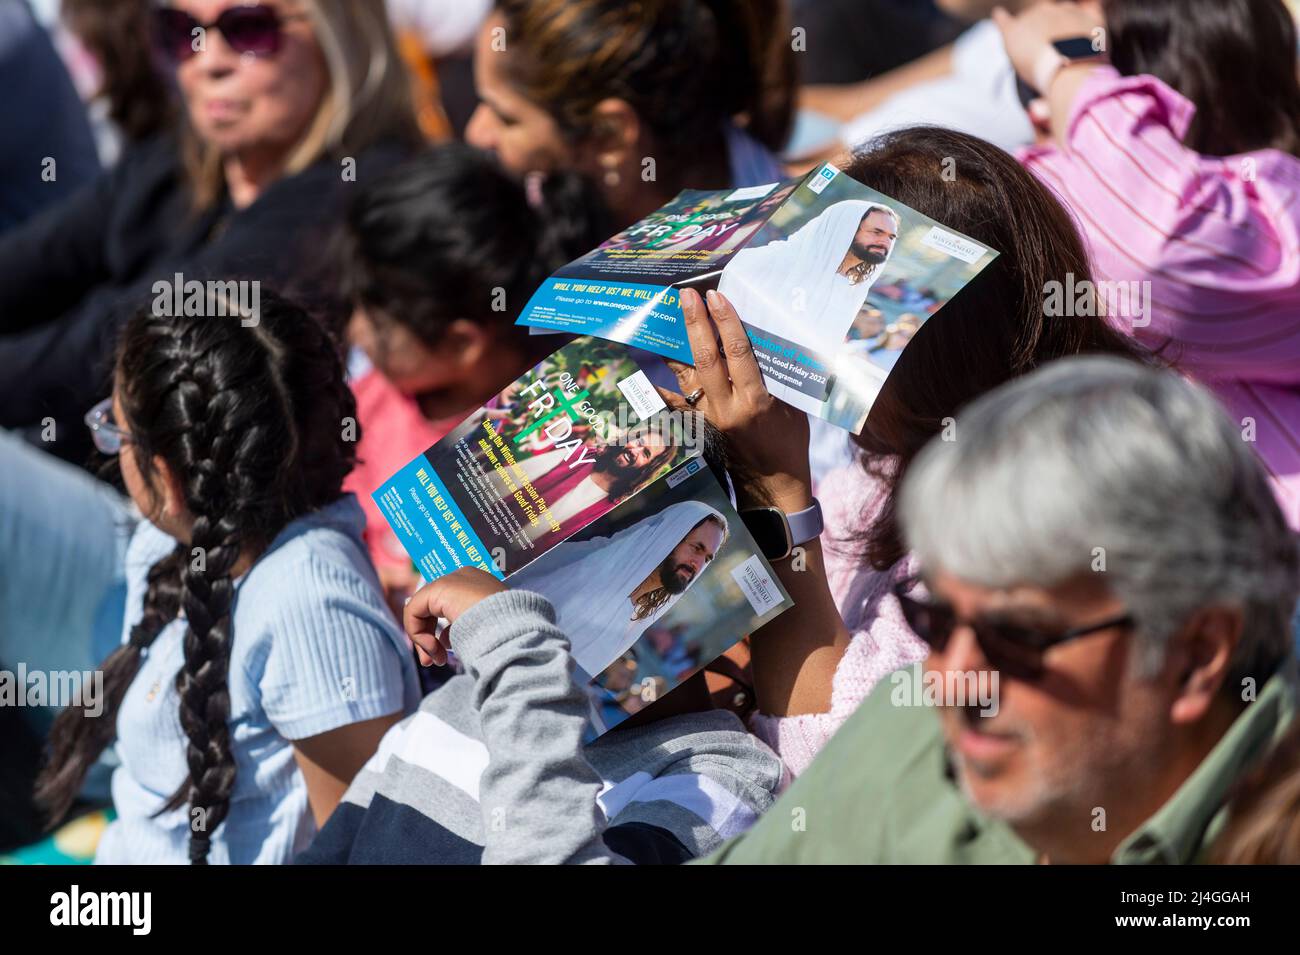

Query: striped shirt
[1021,66,1300,530]
[297,591,785,864]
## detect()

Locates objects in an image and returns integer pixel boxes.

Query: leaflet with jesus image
[507,462,792,737]
[517,163,999,432]
[371,337,692,583]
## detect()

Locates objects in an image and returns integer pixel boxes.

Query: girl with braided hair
[31,289,419,864]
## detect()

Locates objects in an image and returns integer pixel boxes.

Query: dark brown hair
[340,143,608,351]
[493,0,795,190]
[1104,0,1300,156]
[61,0,173,142]
[842,126,1150,570]
[35,292,357,863]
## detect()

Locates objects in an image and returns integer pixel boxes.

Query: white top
[842,20,1034,153]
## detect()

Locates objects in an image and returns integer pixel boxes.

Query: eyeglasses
[152,5,309,63]
[893,576,1133,681]
[85,398,132,455]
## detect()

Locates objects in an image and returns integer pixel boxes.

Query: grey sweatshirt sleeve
[449,588,624,865]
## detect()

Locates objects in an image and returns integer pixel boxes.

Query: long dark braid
[34,547,185,822]
[158,368,251,862]
[36,290,357,863]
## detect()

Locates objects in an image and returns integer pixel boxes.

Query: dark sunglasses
[152,5,308,63]
[893,576,1133,681]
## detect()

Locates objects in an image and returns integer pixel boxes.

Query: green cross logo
[514,385,591,444]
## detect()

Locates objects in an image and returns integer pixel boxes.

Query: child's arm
[291,712,405,826]
[407,573,619,863]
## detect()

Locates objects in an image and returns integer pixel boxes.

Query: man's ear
[588,97,641,172]
[1168,605,1244,724]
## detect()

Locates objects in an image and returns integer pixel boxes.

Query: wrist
[1031,44,1068,97]
[451,589,556,661]
[1050,58,1107,90]
[739,475,812,513]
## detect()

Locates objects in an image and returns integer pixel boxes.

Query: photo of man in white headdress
[717,200,899,412]
[508,500,728,678]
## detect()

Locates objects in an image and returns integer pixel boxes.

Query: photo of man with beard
[718,199,899,414]
[508,501,728,679]
[509,430,680,551]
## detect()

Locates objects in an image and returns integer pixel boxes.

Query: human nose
[188,22,243,76]
[935,623,991,677]
[465,104,497,150]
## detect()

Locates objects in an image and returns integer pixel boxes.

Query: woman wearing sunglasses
[11,291,419,865]
[0,0,422,465]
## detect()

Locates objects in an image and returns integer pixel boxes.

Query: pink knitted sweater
[748,460,926,777]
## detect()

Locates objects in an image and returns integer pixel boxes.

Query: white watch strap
[1032,46,1069,96]
[787,498,824,547]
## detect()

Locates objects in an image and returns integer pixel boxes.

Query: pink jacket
[749,462,925,777]
[1021,66,1300,530]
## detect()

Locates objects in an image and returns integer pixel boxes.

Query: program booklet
[371,336,792,734]
[517,163,999,432]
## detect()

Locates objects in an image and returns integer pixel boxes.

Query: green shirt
[698,669,1294,864]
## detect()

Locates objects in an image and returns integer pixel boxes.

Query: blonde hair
[185,0,421,209]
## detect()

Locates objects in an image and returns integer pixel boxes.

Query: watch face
[741,508,792,561]
[1052,36,1101,60]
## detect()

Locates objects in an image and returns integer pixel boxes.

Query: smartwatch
[1032,35,1107,95]
[740,499,824,562]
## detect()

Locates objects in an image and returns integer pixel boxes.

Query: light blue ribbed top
[95,495,419,864]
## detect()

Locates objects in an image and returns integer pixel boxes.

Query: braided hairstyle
[36,290,357,863]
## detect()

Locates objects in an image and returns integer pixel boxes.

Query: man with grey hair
[702,356,1298,864]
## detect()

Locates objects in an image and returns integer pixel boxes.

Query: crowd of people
[0,0,1298,866]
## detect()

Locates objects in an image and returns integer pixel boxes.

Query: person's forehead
[474,14,538,110]
[930,569,1112,620]
[179,0,298,17]
[687,521,724,546]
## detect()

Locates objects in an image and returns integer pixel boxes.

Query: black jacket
[0,132,407,463]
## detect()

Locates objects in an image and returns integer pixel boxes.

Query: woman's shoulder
[818,456,895,565]
[246,494,375,581]
[253,141,415,213]
[232,497,412,704]
[235,495,392,634]
[819,457,892,519]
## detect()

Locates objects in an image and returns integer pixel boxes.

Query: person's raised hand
[992,3,1104,87]
[403,567,507,667]
[664,287,811,512]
